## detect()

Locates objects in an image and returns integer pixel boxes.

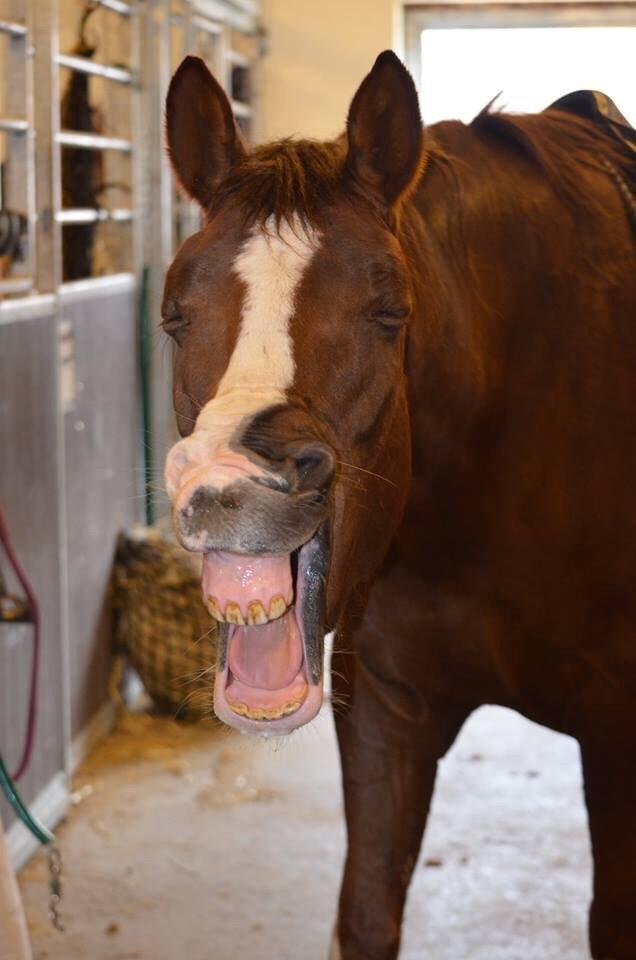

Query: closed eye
[160,310,190,345]
[161,315,187,333]
[371,306,410,333]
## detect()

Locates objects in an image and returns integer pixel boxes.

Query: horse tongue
[229,611,303,691]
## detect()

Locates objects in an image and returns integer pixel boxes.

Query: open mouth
[203,526,329,734]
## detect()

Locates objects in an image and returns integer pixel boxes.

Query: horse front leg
[582,735,636,960]
[330,651,471,960]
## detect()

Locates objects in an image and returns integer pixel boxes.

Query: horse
[162,51,636,960]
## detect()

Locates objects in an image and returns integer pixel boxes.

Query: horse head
[163,52,422,733]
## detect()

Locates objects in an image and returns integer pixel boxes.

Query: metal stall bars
[0,4,36,297]
[0,0,67,861]
[162,0,261,262]
[55,0,141,284]
[52,0,145,751]
[167,0,260,258]
[192,0,260,142]
[169,2,227,246]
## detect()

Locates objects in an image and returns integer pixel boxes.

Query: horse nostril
[178,486,217,537]
[218,492,240,509]
[291,442,335,492]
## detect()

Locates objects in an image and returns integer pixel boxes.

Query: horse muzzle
[167,438,333,551]
[165,436,333,733]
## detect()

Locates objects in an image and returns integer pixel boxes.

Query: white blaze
[196,214,319,438]
[166,215,320,500]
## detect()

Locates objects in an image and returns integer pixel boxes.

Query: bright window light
[419,27,635,125]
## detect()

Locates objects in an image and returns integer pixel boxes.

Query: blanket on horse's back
[548,89,636,228]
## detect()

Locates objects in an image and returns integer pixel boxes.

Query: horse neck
[398,192,502,467]
[401,128,631,480]
[399,127,573,460]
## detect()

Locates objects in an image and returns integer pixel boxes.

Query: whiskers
[334,460,397,515]
[167,618,221,720]
[336,459,397,488]
[327,691,351,719]
[173,685,213,721]
[187,622,218,652]
[179,390,204,417]
[326,654,353,719]
[334,473,367,494]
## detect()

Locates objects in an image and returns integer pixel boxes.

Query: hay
[112,526,216,721]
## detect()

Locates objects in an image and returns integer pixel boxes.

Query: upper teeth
[247,601,268,625]
[207,593,293,625]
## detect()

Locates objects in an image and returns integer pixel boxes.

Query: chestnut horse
[163,52,635,959]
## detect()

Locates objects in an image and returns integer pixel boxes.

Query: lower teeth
[228,699,302,721]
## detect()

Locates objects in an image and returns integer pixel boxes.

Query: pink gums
[201,551,293,618]
[203,552,323,730]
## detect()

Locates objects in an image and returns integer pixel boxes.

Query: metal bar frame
[0,19,27,37]
[28,0,60,295]
[0,117,29,132]
[56,130,132,152]
[0,0,260,303]
[93,0,132,16]
[0,4,36,296]
[191,13,223,34]
[55,53,134,84]
[226,47,248,67]
[24,3,37,294]
[192,0,255,32]
[0,277,33,294]
[54,0,142,290]
[48,0,141,787]
[56,208,134,224]
[230,98,252,118]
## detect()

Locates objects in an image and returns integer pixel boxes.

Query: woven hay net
[112,526,217,721]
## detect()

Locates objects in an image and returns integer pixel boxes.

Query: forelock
[210,138,346,232]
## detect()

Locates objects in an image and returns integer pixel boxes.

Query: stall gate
[0,0,260,866]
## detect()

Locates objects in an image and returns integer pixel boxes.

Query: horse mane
[211,105,633,238]
[211,138,346,229]
[440,104,633,223]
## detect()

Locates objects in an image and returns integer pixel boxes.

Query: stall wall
[258,0,625,142]
[60,280,139,741]
[259,0,393,141]
[0,306,68,854]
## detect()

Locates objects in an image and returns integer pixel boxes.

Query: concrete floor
[19,705,592,960]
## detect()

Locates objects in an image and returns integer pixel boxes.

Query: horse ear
[166,56,246,209]
[345,51,423,209]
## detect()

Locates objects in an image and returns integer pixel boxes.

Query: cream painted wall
[258,0,395,141]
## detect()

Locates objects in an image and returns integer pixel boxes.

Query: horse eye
[161,312,190,345]
[371,307,410,333]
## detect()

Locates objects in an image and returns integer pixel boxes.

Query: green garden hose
[0,754,54,846]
